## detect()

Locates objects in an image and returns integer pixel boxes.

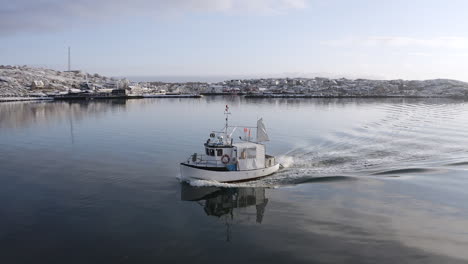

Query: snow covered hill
[2,65,468,98]
[0,65,117,97]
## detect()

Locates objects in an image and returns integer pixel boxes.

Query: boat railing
[185,153,225,167]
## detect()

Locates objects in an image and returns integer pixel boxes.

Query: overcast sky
[2,0,468,81]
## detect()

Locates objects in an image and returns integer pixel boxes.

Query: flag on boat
[256,118,269,142]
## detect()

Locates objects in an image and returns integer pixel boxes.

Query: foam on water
[183,178,260,188]
[182,100,468,188]
[276,155,294,168]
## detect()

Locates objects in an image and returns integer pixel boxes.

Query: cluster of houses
[3,65,468,98]
[188,78,468,97]
[28,77,130,97]
[57,77,468,98]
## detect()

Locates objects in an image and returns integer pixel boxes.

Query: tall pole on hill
[68,46,71,71]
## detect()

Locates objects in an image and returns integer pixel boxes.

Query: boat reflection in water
[180,183,269,241]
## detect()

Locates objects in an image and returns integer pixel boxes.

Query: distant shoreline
[2,93,467,104]
[2,66,468,99]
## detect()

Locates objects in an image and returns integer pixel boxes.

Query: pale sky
[2,0,468,81]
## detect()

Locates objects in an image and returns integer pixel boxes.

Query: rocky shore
[2,65,468,99]
[0,65,117,97]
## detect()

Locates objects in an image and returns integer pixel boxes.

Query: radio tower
[67,46,71,71]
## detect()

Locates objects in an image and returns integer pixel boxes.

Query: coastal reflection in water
[0,99,128,130]
[2,97,468,263]
[1,96,465,132]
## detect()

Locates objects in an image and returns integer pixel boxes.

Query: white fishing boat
[180,105,280,182]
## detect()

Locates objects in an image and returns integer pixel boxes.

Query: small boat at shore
[180,105,280,182]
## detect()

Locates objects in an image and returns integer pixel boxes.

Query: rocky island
[2,65,468,100]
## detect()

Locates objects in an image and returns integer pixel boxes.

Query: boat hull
[180,163,280,183]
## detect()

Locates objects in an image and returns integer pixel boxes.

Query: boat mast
[224,105,230,143]
[224,105,230,133]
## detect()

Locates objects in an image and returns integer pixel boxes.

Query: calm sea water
[2,97,468,263]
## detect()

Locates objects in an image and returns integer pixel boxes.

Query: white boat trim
[180,163,280,183]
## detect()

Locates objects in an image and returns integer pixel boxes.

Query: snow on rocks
[0,65,112,97]
[2,65,468,98]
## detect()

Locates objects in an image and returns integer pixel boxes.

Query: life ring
[221,154,230,164]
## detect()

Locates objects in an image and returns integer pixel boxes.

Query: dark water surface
[2,97,468,263]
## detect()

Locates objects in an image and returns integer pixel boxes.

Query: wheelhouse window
[209,149,215,156]
[216,149,223,156]
[205,148,209,155]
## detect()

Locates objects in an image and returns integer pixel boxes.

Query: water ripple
[203,100,468,188]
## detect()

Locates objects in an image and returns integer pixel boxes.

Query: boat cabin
[180,105,279,182]
[186,133,275,172]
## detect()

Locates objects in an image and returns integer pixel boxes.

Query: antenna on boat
[224,105,231,136]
